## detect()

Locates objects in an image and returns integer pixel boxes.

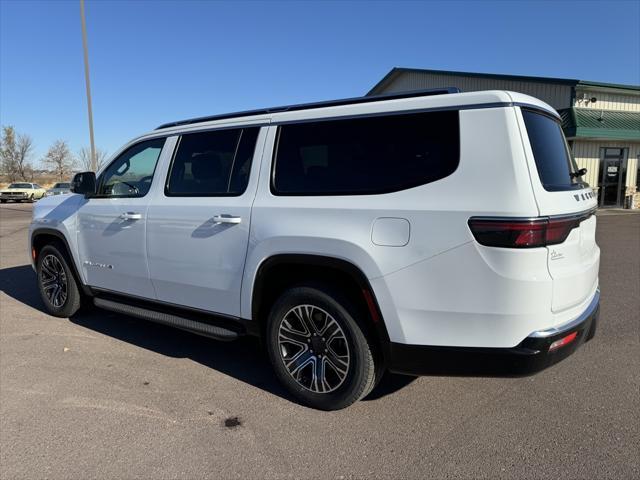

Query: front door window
[598,148,627,208]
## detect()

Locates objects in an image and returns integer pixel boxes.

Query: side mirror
[71,171,97,197]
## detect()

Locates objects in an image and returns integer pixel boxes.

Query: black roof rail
[155,87,461,130]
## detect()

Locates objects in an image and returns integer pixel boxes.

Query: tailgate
[519,107,600,312]
[546,211,599,311]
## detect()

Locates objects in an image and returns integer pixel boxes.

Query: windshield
[8,183,31,189]
[522,109,586,191]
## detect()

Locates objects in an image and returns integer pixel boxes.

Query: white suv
[29,89,600,410]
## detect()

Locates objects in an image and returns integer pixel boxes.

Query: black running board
[94,298,240,341]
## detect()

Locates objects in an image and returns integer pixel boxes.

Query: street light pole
[80,0,96,171]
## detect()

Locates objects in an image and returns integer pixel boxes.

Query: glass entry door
[598,148,627,208]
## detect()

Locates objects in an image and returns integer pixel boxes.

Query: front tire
[37,244,82,317]
[266,286,377,410]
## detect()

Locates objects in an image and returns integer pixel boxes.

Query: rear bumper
[388,290,599,376]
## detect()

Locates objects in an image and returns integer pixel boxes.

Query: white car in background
[28,89,600,410]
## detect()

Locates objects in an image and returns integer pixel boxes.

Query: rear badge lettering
[574,191,594,202]
[550,250,564,261]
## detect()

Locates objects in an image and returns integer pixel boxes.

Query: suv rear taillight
[468,210,594,248]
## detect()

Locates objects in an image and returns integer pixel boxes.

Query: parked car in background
[45,182,72,196]
[0,183,47,203]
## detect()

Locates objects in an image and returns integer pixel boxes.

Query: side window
[272,110,460,195]
[166,127,259,196]
[98,138,165,197]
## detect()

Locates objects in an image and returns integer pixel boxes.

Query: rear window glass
[272,110,459,195]
[522,109,585,191]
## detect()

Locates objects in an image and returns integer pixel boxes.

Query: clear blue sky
[1,0,639,164]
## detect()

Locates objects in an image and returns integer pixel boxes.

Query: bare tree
[1,126,19,182]
[43,140,76,181]
[16,134,34,181]
[1,127,36,181]
[77,146,108,171]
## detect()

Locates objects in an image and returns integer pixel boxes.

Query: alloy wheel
[40,254,68,308]
[278,304,350,393]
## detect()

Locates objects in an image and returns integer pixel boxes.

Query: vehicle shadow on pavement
[0,264,414,404]
[0,264,43,311]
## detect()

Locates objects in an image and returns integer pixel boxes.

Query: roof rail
[155,87,461,130]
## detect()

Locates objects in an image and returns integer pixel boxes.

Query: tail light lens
[468,211,593,249]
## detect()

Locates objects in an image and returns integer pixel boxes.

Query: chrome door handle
[119,212,142,220]
[213,214,242,224]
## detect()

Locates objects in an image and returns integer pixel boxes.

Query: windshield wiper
[570,168,587,178]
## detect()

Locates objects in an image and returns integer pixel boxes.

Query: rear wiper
[570,168,587,178]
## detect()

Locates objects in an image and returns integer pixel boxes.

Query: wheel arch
[250,253,391,361]
[31,228,91,296]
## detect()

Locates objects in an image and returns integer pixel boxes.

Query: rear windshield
[522,109,585,191]
[53,183,70,188]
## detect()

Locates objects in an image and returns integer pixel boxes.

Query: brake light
[549,331,578,351]
[468,214,588,249]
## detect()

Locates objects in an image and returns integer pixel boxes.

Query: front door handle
[119,212,142,221]
[213,214,242,224]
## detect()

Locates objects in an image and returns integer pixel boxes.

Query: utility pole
[80,0,96,171]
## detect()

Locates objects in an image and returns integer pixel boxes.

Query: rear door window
[166,127,259,196]
[272,110,459,195]
[522,109,585,191]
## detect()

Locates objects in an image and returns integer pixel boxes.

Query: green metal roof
[368,67,640,96]
[560,108,640,141]
[577,80,640,92]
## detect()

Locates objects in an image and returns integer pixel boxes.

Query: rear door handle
[119,212,142,221]
[213,215,242,224]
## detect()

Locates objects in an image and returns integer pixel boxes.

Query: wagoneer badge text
[83,261,113,269]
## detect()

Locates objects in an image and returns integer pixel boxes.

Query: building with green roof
[368,68,640,208]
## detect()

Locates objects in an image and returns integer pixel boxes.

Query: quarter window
[166,127,259,196]
[272,110,460,195]
[98,138,166,197]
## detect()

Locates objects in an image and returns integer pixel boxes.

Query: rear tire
[266,285,377,410]
[37,244,82,318]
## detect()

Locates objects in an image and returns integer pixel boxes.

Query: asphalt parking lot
[1,202,638,479]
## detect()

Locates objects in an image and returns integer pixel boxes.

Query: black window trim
[92,137,167,199]
[270,109,462,197]
[163,127,255,198]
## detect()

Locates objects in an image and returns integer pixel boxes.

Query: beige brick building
[368,68,640,208]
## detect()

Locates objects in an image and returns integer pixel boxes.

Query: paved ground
[1,202,638,479]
